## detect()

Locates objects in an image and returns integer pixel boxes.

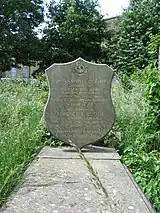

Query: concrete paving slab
[0,146,155,213]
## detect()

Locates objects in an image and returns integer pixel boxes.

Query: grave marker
[44,58,115,148]
[11,67,17,78]
[23,66,29,78]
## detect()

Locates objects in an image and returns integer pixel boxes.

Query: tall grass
[111,80,148,152]
[112,80,160,212]
[0,80,47,206]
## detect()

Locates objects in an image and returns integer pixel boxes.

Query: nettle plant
[144,62,160,152]
[123,149,160,211]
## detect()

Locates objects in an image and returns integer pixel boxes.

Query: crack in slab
[22,181,79,188]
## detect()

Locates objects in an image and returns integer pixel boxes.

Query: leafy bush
[111,75,160,211]
[123,150,160,211]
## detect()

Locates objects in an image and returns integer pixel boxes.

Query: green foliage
[112,78,160,211]
[133,62,160,152]
[113,0,160,75]
[0,0,44,71]
[40,0,112,70]
[123,150,160,211]
[144,63,160,133]
[0,80,47,206]
[99,28,160,208]
[0,75,159,211]
[111,80,147,152]
[147,33,160,62]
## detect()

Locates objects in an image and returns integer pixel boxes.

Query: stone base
[0,146,156,213]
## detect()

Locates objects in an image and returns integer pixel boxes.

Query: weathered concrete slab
[0,147,155,213]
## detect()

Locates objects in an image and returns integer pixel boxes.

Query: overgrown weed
[0,80,47,206]
[111,77,160,211]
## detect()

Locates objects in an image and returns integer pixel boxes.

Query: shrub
[111,74,160,211]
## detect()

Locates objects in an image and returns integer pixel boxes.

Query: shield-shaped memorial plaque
[44,58,115,148]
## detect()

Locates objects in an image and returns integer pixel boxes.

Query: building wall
[105,16,118,29]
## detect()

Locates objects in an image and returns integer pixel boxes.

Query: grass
[111,80,160,212]
[111,80,148,152]
[0,78,159,212]
[0,80,47,206]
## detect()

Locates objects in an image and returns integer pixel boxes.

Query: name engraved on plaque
[50,78,110,141]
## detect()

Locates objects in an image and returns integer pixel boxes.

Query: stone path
[0,146,156,213]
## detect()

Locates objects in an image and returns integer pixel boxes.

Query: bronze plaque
[44,58,115,148]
